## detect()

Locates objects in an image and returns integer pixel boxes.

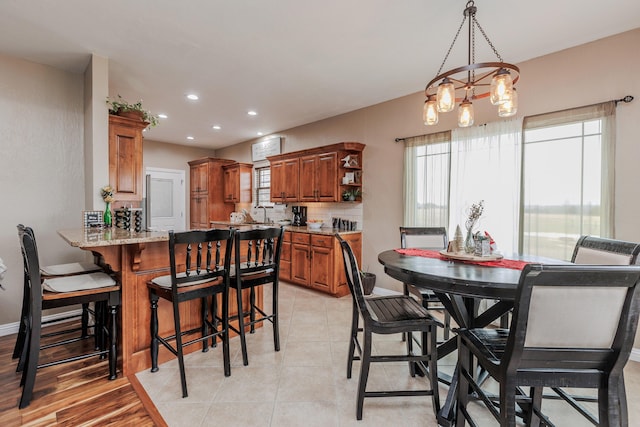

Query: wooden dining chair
[399,227,451,361]
[17,224,120,409]
[13,224,104,368]
[455,264,640,427]
[228,226,283,366]
[147,228,234,398]
[572,235,640,265]
[338,234,440,420]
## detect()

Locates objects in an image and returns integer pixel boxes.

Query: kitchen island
[57,227,262,376]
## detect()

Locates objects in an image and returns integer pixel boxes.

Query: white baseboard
[371,287,640,363]
[0,309,83,337]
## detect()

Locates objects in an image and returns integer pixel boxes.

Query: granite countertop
[210,221,361,236]
[58,228,169,248]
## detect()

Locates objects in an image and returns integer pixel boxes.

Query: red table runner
[395,248,531,271]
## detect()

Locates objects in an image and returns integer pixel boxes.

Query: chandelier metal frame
[424,0,519,104]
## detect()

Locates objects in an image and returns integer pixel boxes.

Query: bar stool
[17,224,120,408]
[13,225,104,370]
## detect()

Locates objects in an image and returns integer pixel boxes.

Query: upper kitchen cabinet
[223,162,253,203]
[108,115,148,204]
[267,142,364,203]
[270,157,300,203]
[188,157,235,229]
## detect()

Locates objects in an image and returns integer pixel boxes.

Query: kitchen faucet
[256,205,268,223]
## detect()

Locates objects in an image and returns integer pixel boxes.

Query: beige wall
[0,54,86,326]
[1,29,639,346]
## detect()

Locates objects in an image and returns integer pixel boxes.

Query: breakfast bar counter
[57,228,262,376]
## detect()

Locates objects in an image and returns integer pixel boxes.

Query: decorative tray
[439,250,503,262]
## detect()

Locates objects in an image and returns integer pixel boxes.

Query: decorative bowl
[307,222,323,230]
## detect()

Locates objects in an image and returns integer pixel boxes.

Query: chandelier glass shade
[423,0,519,127]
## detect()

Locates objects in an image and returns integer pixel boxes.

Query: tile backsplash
[247,203,363,230]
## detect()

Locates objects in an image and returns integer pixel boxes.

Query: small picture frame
[354,170,362,184]
[344,172,355,184]
[83,210,103,228]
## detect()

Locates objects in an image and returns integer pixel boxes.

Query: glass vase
[464,229,475,254]
[104,202,112,227]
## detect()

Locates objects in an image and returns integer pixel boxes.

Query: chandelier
[423,0,519,127]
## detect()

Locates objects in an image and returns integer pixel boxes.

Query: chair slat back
[505,264,640,372]
[234,227,283,276]
[168,229,233,290]
[400,227,447,250]
[17,225,43,302]
[572,235,640,265]
[337,235,369,318]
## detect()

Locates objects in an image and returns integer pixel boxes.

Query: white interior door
[145,167,185,231]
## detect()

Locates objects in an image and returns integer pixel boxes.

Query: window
[403,102,615,259]
[521,102,615,259]
[255,166,271,206]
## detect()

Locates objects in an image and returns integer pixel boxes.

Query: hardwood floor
[0,320,166,426]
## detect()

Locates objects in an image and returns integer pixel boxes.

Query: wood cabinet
[280,231,292,281]
[223,162,253,203]
[188,158,235,229]
[286,231,361,297]
[299,152,338,202]
[109,115,147,205]
[267,142,364,203]
[270,158,299,202]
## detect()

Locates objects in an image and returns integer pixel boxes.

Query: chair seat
[366,295,437,330]
[151,271,222,289]
[42,272,115,293]
[460,328,509,363]
[229,264,275,278]
[40,262,101,276]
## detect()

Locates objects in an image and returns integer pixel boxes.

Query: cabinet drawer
[291,232,310,245]
[283,231,292,242]
[311,235,333,248]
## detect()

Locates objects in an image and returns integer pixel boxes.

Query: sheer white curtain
[448,119,522,255]
[403,131,451,226]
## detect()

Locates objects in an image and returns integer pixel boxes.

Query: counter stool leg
[108,303,118,380]
[150,293,159,372]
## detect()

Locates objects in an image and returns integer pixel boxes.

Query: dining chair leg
[527,386,543,427]
[249,287,256,333]
[499,378,518,427]
[347,305,359,379]
[150,293,159,372]
[108,303,118,380]
[427,325,440,413]
[406,331,416,377]
[356,329,373,421]
[211,294,219,348]
[272,282,280,352]
[236,287,249,366]
[221,289,231,377]
[172,299,188,398]
[19,306,42,409]
[455,339,471,427]
[200,297,209,352]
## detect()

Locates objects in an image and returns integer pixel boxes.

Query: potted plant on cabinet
[106,95,159,127]
[342,188,361,201]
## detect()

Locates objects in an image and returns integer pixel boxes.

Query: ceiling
[1,1,639,149]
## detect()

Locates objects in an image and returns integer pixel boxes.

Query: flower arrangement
[101,185,115,203]
[464,200,484,253]
[465,200,484,232]
[106,94,159,127]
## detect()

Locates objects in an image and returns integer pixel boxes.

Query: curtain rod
[394,95,634,143]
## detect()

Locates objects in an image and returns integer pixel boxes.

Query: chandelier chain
[435,14,468,77]
[472,16,503,62]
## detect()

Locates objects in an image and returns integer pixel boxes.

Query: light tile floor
[137,282,640,426]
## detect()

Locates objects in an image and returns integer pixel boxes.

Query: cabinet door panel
[283,159,300,201]
[291,243,310,286]
[298,155,316,201]
[316,152,338,201]
[311,246,333,291]
[270,160,284,202]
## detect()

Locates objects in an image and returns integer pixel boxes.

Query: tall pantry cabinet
[188,158,235,229]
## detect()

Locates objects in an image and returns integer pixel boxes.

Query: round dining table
[378,249,567,426]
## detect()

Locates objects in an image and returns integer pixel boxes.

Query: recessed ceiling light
[257,132,263,136]
[158,113,168,119]
[187,94,199,101]
[247,110,257,116]
[212,125,221,130]
[187,136,194,140]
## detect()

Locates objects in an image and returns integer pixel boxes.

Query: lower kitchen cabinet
[286,230,361,297]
